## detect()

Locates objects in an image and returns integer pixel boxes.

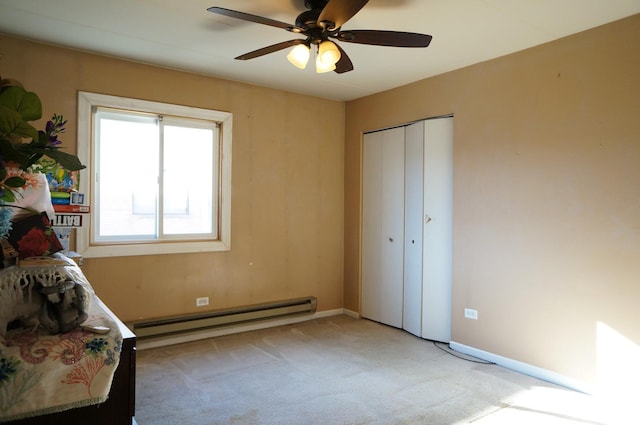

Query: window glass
[162,122,217,236]
[95,110,159,240]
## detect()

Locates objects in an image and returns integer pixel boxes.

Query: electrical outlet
[196,297,209,307]
[464,308,478,320]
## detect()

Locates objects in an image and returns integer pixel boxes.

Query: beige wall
[1,34,345,322]
[3,13,639,391]
[345,14,640,388]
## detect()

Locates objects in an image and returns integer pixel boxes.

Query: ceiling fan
[207,0,432,74]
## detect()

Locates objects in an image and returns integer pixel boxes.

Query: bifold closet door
[402,122,425,337]
[421,117,453,342]
[361,127,405,328]
[362,117,453,339]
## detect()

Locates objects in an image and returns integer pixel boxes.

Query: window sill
[78,239,230,258]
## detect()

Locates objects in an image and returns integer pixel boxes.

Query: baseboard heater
[130,296,317,340]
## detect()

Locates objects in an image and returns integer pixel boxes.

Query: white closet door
[361,131,382,322]
[362,127,405,328]
[422,117,453,342]
[403,122,424,336]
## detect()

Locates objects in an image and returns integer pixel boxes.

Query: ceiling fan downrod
[304,0,329,10]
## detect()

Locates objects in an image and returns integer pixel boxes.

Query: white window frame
[76,91,232,258]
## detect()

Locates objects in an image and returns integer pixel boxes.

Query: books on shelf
[51,214,83,228]
[36,157,90,229]
[52,204,91,213]
[51,192,86,205]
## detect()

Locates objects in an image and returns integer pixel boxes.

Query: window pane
[163,124,216,236]
[96,112,159,240]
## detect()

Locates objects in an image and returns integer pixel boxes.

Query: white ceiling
[1,0,638,101]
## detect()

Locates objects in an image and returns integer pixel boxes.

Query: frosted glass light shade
[287,44,310,69]
[315,57,336,73]
[318,41,341,66]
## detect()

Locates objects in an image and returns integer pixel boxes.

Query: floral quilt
[0,258,122,423]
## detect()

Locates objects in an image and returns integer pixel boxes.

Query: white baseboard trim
[313,308,346,318]
[449,341,595,394]
[342,308,360,319]
[138,308,348,350]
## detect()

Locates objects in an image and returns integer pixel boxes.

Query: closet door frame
[361,116,453,342]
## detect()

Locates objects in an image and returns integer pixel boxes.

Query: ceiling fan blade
[235,39,305,60]
[333,43,354,74]
[207,7,299,31]
[337,30,432,47]
[318,0,369,30]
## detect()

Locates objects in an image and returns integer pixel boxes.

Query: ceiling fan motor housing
[294,10,333,44]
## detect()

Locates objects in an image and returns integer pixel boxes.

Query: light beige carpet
[135,315,622,425]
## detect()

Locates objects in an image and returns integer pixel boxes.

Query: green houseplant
[0,77,85,202]
[0,76,85,238]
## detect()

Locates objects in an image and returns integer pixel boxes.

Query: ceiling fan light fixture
[315,57,336,73]
[317,40,341,66]
[287,44,310,69]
